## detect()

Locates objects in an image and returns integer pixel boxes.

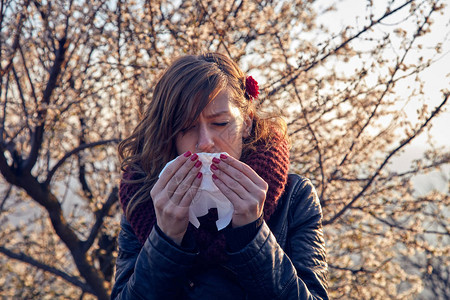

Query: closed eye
[214,122,229,127]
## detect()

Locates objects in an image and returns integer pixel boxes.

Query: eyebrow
[204,110,231,119]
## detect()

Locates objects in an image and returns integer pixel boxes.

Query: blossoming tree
[0,0,448,299]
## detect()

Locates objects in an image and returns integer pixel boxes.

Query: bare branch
[335,158,450,182]
[18,43,38,105]
[1,166,109,299]
[329,264,372,274]
[0,144,18,185]
[12,65,31,130]
[81,187,118,252]
[197,0,232,58]
[0,183,11,211]
[265,0,415,97]
[293,85,326,202]
[0,0,30,77]
[22,35,69,173]
[0,72,10,143]
[0,246,93,294]
[329,257,393,275]
[330,4,436,179]
[45,139,120,185]
[368,211,449,236]
[145,0,162,56]
[324,93,449,225]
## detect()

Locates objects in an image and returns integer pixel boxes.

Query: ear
[242,112,253,138]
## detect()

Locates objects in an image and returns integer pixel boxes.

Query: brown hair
[118,52,286,219]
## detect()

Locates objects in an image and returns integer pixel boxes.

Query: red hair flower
[245,75,259,101]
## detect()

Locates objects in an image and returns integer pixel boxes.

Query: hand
[150,152,203,245]
[210,154,268,228]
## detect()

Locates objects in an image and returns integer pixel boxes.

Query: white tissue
[159,152,234,230]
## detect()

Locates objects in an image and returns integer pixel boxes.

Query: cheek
[175,133,192,155]
[174,136,183,155]
[221,124,244,151]
[219,123,240,142]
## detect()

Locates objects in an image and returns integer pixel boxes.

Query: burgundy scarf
[119,136,289,266]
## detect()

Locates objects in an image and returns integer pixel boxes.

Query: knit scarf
[119,136,290,266]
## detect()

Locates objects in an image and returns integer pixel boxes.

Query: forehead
[202,89,241,117]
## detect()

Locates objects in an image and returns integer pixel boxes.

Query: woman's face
[175,89,252,159]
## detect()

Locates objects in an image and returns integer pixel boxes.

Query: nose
[196,125,214,153]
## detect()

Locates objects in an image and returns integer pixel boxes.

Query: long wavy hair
[118,52,287,219]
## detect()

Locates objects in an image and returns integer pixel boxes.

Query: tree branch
[266,0,415,97]
[0,183,11,211]
[44,138,120,185]
[368,211,449,236]
[293,84,326,202]
[12,65,31,131]
[0,72,10,143]
[0,245,93,294]
[22,35,69,173]
[77,117,93,201]
[0,144,18,185]
[330,3,436,180]
[18,42,38,105]
[335,158,450,182]
[0,0,30,77]
[324,93,449,225]
[2,168,109,299]
[81,187,118,252]
[328,263,371,274]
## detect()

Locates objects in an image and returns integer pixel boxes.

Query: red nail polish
[184,151,192,157]
[212,174,218,180]
[197,172,202,179]
[195,160,202,168]
[220,154,228,159]
[212,157,220,164]
[190,153,198,161]
[211,164,218,170]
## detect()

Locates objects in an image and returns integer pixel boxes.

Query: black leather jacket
[111,174,328,299]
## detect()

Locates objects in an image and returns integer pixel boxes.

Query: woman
[111,53,328,299]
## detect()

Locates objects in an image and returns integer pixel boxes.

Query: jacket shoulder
[285,174,323,225]
[286,174,315,196]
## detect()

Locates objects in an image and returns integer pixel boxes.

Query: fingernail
[212,157,220,164]
[210,164,218,170]
[190,153,198,161]
[194,160,202,168]
[220,154,228,159]
[212,174,218,180]
[184,151,192,157]
[197,172,202,179]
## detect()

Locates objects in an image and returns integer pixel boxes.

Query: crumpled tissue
[159,152,234,230]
